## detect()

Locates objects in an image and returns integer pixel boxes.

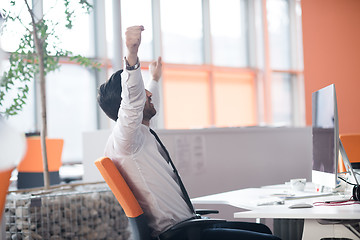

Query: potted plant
[0,0,100,189]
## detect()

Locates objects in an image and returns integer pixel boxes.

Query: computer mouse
[288,203,313,209]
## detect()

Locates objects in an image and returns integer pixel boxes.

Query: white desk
[192,184,360,240]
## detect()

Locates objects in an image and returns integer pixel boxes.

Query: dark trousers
[201,221,281,240]
[159,221,281,240]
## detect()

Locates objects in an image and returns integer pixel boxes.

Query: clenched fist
[125,25,144,66]
[149,57,162,82]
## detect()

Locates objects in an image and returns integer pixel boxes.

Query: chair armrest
[195,209,219,215]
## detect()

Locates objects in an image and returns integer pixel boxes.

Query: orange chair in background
[339,134,360,173]
[17,137,63,189]
[0,168,13,220]
[340,134,360,167]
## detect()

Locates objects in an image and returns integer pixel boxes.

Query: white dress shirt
[146,79,160,129]
[104,67,194,237]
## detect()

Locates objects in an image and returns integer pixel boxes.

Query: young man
[98,26,194,238]
[98,25,281,240]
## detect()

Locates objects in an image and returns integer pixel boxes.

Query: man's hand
[125,25,144,66]
[149,56,162,82]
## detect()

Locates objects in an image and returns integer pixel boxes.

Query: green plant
[0,0,100,188]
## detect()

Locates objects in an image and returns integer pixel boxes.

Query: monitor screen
[312,84,339,189]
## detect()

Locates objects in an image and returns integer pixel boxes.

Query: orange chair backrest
[338,134,360,173]
[95,157,143,218]
[0,168,13,219]
[340,134,360,163]
[17,137,63,172]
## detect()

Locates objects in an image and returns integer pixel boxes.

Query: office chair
[1,168,13,240]
[340,134,360,169]
[0,168,13,220]
[95,157,226,240]
[17,137,63,189]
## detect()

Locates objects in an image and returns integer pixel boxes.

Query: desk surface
[192,184,360,220]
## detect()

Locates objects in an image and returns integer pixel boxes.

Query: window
[210,0,249,67]
[160,0,203,64]
[119,0,153,61]
[0,59,36,132]
[267,0,291,70]
[1,0,305,163]
[271,72,293,124]
[1,0,99,163]
[0,1,30,53]
[46,65,97,162]
[43,0,93,57]
[266,0,304,125]
[126,0,303,129]
[163,68,211,129]
[213,70,256,126]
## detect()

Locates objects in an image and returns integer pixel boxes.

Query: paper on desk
[270,191,334,200]
[256,196,285,206]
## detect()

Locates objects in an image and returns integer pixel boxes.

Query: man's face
[143,90,156,120]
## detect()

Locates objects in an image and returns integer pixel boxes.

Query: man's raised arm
[125,25,144,67]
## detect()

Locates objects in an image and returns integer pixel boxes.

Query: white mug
[290,178,306,191]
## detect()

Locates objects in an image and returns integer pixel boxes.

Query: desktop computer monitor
[312,84,339,190]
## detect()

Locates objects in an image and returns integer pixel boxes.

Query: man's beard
[143,107,156,121]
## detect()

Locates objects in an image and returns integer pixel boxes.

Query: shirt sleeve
[146,79,160,129]
[111,67,146,156]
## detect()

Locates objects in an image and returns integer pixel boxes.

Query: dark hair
[97,70,123,121]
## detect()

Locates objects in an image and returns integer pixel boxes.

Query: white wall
[155,127,312,197]
[83,126,312,220]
